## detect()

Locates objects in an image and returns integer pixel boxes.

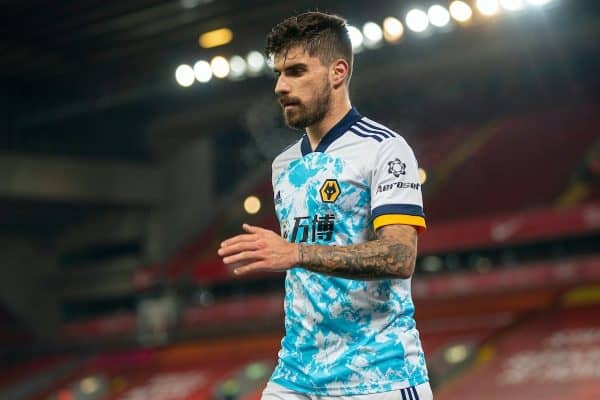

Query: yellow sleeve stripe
[373,214,426,232]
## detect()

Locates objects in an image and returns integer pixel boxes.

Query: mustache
[278,96,302,107]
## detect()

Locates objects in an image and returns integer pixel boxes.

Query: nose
[274,75,290,96]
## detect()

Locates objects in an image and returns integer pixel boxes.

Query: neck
[306,94,352,151]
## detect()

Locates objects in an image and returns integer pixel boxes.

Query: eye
[287,67,305,77]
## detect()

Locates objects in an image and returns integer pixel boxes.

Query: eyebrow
[273,62,308,74]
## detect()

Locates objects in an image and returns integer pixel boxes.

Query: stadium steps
[421,120,503,199]
[24,335,281,400]
[555,138,600,207]
[426,104,600,222]
[434,285,600,400]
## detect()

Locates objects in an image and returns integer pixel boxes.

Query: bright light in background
[405,9,429,33]
[229,55,247,79]
[193,60,212,82]
[245,362,269,380]
[418,168,427,184]
[175,64,195,87]
[220,379,240,397]
[246,51,265,74]
[346,25,364,51]
[80,376,100,394]
[174,0,556,86]
[199,28,233,48]
[210,56,230,78]
[244,196,261,214]
[382,17,404,43]
[444,344,470,364]
[449,1,473,22]
[362,22,383,48]
[477,0,500,16]
[428,5,451,28]
[422,255,443,272]
[500,0,524,11]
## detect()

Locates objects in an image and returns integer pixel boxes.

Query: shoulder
[344,115,414,158]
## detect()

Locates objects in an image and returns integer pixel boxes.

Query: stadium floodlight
[362,22,383,48]
[500,0,524,11]
[193,60,212,82]
[199,28,233,49]
[346,25,364,51]
[428,5,451,28]
[382,17,404,43]
[246,51,265,75]
[449,1,473,23]
[210,56,230,79]
[476,0,500,16]
[527,0,552,5]
[229,55,247,79]
[175,64,195,87]
[405,9,429,33]
[244,195,261,214]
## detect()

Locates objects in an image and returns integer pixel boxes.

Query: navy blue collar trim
[300,107,362,156]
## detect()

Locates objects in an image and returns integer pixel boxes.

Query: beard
[280,80,331,130]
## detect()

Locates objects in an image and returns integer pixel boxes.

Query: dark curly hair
[266,12,353,83]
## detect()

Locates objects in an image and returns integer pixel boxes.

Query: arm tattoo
[297,225,417,280]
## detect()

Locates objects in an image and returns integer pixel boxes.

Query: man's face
[273,46,332,129]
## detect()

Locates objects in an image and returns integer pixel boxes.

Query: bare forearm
[297,237,416,280]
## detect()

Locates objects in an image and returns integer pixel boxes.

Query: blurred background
[1,0,599,399]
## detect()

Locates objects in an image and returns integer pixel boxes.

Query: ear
[330,58,349,88]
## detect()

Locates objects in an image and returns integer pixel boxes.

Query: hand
[218,224,299,276]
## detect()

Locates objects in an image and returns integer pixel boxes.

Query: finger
[226,260,258,271]
[234,260,268,275]
[218,241,260,257]
[220,233,257,247]
[242,223,266,234]
[223,250,262,265]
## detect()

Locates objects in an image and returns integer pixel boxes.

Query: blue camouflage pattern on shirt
[270,152,428,395]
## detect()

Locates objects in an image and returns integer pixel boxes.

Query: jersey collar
[300,107,362,156]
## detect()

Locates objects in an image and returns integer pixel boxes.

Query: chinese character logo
[319,179,341,203]
[290,214,336,243]
[387,158,406,177]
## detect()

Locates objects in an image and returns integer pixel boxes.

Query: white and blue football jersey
[269,108,429,395]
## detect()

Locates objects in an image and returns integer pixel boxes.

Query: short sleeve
[370,137,426,233]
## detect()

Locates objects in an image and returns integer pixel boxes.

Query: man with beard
[218,11,432,400]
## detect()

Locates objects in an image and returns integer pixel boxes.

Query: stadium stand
[8,264,598,399]
[20,336,280,400]
[426,104,600,221]
[435,286,600,400]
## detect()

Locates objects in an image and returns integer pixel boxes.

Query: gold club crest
[319,179,341,203]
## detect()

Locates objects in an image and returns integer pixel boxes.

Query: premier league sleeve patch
[371,138,426,232]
